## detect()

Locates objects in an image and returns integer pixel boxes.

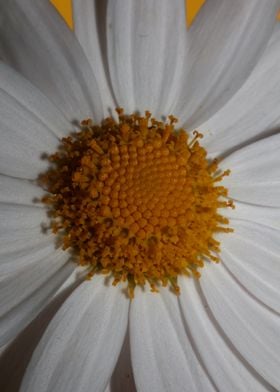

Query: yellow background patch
[50,0,206,29]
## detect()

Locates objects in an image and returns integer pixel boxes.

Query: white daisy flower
[0,1,280,391]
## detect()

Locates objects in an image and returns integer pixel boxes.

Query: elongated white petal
[0,0,103,122]
[106,0,277,126]
[0,269,82,392]
[0,237,55,276]
[0,204,48,244]
[0,202,75,346]
[0,250,69,318]
[218,134,280,207]
[130,288,216,392]
[0,176,44,206]
[20,277,129,392]
[0,63,70,138]
[175,0,278,128]
[178,277,272,392]
[0,261,74,347]
[219,220,280,313]
[0,91,60,179]
[225,201,280,231]
[72,0,116,113]
[106,0,135,113]
[0,62,70,179]
[200,263,280,390]
[0,204,51,270]
[0,231,52,275]
[201,25,280,157]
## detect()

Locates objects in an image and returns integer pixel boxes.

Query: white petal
[219,220,280,313]
[0,203,48,244]
[72,0,116,112]
[201,25,280,157]
[225,201,280,231]
[200,263,280,390]
[0,270,81,392]
[0,236,56,276]
[0,204,51,272]
[0,249,69,318]
[0,236,54,274]
[130,288,216,392]
[218,134,280,207]
[0,0,104,122]
[175,0,278,128]
[106,0,277,126]
[20,277,129,392]
[0,67,62,179]
[0,261,74,347]
[106,0,136,113]
[178,277,271,392]
[0,176,44,206]
[0,62,70,139]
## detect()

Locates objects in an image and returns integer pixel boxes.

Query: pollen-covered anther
[40,109,233,297]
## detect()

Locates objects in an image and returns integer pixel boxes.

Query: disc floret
[40,109,233,297]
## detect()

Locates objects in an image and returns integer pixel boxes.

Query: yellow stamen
[39,109,233,297]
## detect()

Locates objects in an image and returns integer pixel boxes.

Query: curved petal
[0,203,54,273]
[0,204,53,274]
[0,236,56,276]
[106,0,136,113]
[200,263,280,390]
[0,62,70,139]
[219,134,280,207]
[72,0,116,113]
[201,24,280,157]
[0,261,75,347]
[219,220,280,313]
[225,201,280,231]
[178,277,272,392]
[20,277,129,392]
[0,64,65,179]
[0,204,48,248]
[0,0,104,123]
[0,249,69,319]
[106,0,277,126]
[0,269,84,392]
[0,176,44,206]
[130,287,216,392]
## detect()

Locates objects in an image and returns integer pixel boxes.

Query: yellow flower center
[40,109,233,297]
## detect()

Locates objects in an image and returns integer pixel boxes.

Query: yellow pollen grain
[40,109,233,297]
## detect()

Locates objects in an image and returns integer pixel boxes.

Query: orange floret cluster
[40,109,233,297]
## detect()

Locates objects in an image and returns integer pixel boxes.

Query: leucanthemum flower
[0,0,280,391]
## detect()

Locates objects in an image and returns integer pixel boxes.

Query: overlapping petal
[104,0,277,127]
[20,277,129,392]
[219,220,280,313]
[0,176,44,207]
[178,277,273,392]
[219,134,280,207]
[201,24,280,157]
[0,0,104,122]
[0,63,70,179]
[130,288,216,392]
[0,261,74,347]
[72,0,116,112]
[200,263,280,391]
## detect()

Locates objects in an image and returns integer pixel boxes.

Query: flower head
[0,1,280,391]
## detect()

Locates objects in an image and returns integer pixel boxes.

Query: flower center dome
[40,109,233,297]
